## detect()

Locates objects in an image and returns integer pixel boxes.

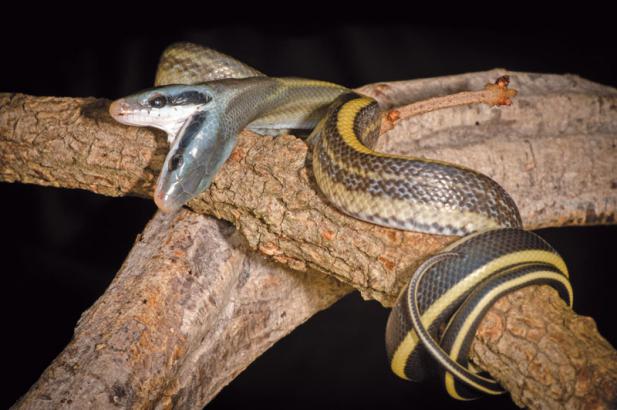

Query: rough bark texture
[471,286,617,409]
[2,71,617,409]
[12,210,350,409]
[1,70,615,305]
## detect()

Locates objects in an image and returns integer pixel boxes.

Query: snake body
[310,91,522,235]
[109,43,572,400]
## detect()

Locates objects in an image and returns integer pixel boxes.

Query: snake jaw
[109,86,213,144]
[109,98,197,144]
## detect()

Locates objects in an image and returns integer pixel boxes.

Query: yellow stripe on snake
[109,42,572,401]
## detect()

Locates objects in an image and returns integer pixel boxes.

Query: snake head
[109,85,212,143]
[154,106,241,213]
[110,84,222,212]
[110,83,244,213]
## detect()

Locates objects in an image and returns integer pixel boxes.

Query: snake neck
[199,77,349,134]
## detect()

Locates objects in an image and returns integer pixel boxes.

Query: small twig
[380,76,517,133]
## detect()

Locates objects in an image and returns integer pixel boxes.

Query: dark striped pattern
[312,92,522,235]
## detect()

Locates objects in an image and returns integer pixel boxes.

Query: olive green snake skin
[109,42,572,401]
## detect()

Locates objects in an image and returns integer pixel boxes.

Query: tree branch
[12,210,350,409]
[1,70,615,304]
[472,285,617,408]
[3,71,617,409]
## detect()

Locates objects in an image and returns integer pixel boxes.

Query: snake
[109,42,572,400]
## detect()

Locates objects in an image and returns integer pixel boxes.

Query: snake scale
[109,42,572,401]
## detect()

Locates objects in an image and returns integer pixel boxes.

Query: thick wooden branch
[12,210,350,409]
[1,71,615,304]
[2,71,617,409]
[472,286,617,409]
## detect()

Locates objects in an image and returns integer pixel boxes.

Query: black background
[1,13,616,410]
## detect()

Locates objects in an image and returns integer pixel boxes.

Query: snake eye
[169,152,183,172]
[148,95,167,108]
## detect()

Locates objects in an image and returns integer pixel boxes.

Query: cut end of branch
[484,75,518,106]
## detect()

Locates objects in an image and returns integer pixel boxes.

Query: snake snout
[109,99,131,119]
[154,189,184,214]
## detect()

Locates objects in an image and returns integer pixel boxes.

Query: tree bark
[2,71,616,409]
[11,209,349,409]
[472,286,617,409]
[2,70,615,304]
